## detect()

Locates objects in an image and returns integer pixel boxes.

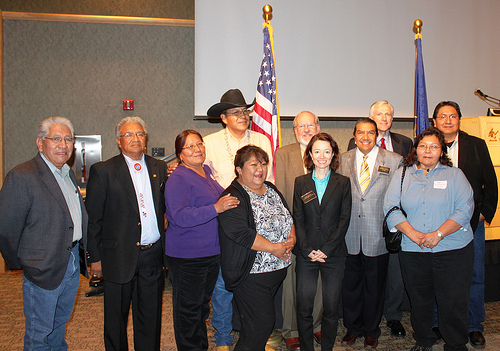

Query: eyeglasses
[417,144,441,151]
[435,114,459,120]
[182,142,205,151]
[120,132,146,139]
[44,136,74,144]
[226,109,250,118]
[295,123,317,130]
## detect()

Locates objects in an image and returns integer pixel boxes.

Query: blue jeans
[211,268,233,346]
[22,244,80,351]
[469,221,485,332]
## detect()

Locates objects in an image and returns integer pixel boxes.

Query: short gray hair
[369,100,394,118]
[38,117,74,139]
[115,116,148,139]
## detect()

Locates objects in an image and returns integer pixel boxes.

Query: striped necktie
[359,155,370,193]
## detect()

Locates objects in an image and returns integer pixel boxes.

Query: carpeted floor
[1,269,498,350]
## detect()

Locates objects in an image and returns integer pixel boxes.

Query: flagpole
[262,4,282,149]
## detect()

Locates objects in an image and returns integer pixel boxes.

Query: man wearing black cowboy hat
[205,88,274,350]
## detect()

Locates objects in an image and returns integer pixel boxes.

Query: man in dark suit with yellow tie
[86,116,168,351]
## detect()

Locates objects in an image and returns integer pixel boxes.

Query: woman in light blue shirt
[384,127,474,351]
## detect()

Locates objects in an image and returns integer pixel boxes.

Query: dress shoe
[432,326,442,341]
[364,336,378,349]
[341,333,357,346]
[313,331,321,344]
[469,331,486,349]
[285,337,300,351]
[387,320,406,337]
[216,347,230,351]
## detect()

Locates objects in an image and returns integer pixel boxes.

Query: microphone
[475,88,486,97]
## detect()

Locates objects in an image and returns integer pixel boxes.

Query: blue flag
[414,35,429,137]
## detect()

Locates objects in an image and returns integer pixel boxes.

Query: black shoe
[387,320,406,337]
[432,326,442,342]
[469,331,485,349]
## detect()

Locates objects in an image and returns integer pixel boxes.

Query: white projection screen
[195,0,500,119]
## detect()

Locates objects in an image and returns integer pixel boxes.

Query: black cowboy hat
[207,89,255,118]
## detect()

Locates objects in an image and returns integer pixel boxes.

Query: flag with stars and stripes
[251,22,281,158]
[414,33,429,137]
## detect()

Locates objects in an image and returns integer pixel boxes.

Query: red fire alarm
[123,100,134,110]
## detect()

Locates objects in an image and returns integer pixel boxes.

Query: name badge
[378,165,390,175]
[301,191,317,204]
[434,180,447,189]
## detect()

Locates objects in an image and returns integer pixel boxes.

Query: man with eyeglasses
[347,100,413,339]
[0,117,88,350]
[86,116,168,351]
[274,111,323,350]
[432,101,498,349]
[204,89,274,350]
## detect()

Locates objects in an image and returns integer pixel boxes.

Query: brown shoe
[364,337,378,349]
[314,331,321,344]
[285,337,300,351]
[341,333,357,346]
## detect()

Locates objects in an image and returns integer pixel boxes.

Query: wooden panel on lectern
[461,116,500,240]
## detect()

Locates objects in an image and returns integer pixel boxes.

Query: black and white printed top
[241,183,293,274]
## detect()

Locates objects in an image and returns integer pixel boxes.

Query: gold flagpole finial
[413,19,423,35]
[263,4,273,23]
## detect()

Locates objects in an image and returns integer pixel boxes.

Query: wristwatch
[437,230,444,239]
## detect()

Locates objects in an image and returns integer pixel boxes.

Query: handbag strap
[399,165,407,215]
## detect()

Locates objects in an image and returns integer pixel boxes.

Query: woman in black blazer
[293,132,352,351]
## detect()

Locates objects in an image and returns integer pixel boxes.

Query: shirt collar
[39,152,70,177]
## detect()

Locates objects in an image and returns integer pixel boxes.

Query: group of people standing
[0,88,496,351]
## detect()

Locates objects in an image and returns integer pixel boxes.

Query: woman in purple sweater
[165,130,239,351]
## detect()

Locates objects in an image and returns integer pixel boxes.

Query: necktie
[359,155,370,193]
[380,138,386,149]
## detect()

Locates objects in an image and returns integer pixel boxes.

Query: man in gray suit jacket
[275,111,322,350]
[340,118,402,349]
[347,101,413,338]
[0,117,88,350]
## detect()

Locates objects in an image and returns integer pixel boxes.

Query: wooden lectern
[461,116,500,240]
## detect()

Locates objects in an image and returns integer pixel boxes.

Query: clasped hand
[308,249,327,263]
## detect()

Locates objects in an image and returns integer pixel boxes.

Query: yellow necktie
[359,155,370,193]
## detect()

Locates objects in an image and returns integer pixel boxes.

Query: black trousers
[103,240,164,351]
[400,242,474,351]
[165,254,220,351]
[233,268,287,351]
[342,252,389,338]
[296,254,345,351]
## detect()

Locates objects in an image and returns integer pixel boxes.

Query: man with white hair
[0,117,88,350]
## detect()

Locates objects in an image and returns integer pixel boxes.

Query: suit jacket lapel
[346,151,362,195]
[35,154,70,214]
[146,156,160,212]
[291,143,305,176]
[116,155,140,213]
[320,172,339,208]
[457,131,468,169]
[391,133,402,155]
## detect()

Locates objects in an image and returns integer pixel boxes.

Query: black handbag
[382,166,407,253]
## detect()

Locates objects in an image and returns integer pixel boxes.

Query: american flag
[251,22,281,157]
